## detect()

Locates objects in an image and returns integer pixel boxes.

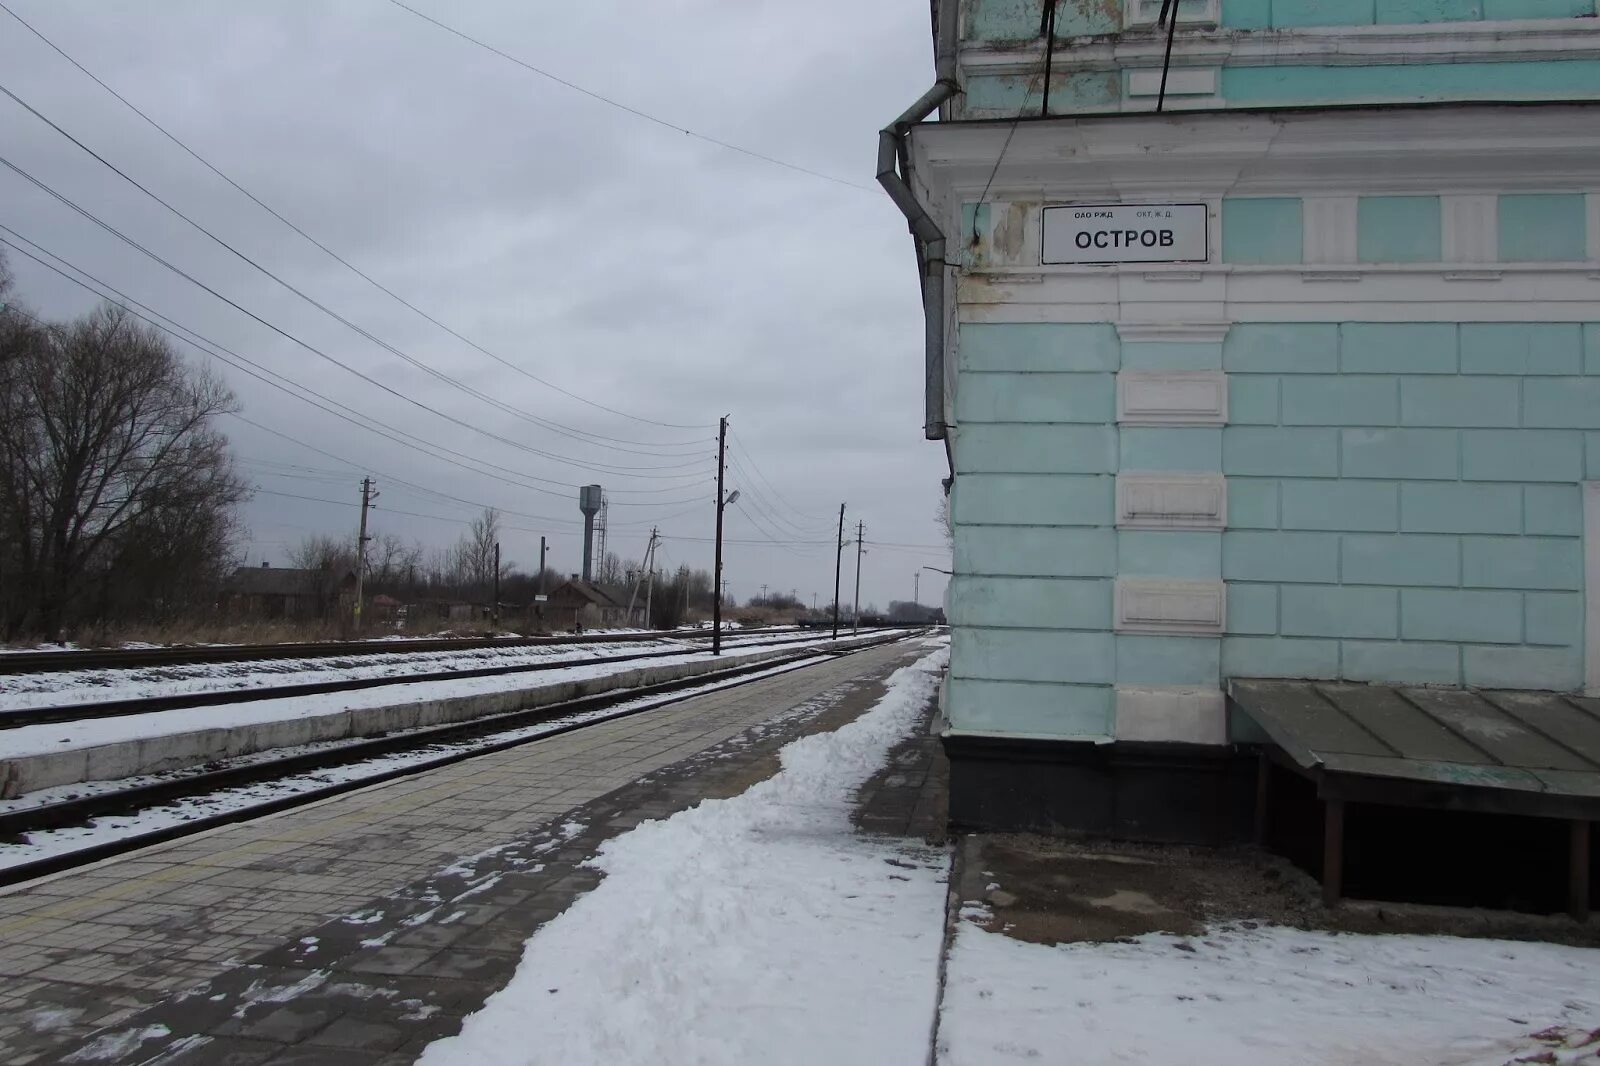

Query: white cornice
[910,105,1600,199]
[960,19,1600,74]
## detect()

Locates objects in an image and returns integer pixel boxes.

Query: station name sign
[1042,203,1208,265]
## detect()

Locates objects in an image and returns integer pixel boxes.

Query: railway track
[0,624,884,674]
[0,630,865,730]
[0,630,917,888]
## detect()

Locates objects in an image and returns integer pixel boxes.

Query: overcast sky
[0,0,951,612]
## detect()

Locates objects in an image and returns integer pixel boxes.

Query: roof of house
[553,580,635,610]
[223,566,351,597]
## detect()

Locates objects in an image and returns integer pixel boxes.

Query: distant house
[369,594,402,622]
[544,580,642,631]
[220,563,355,621]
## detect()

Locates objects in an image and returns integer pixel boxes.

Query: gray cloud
[0,0,950,611]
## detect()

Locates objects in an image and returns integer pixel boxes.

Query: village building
[219,562,356,621]
[883,0,1600,907]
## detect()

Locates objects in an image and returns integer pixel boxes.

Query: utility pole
[760,583,768,605]
[832,503,846,639]
[853,520,865,635]
[644,545,659,630]
[627,528,659,628]
[713,416,730,655]
[536,535,548,630]
[492,541,501,632]
[353,477,376,629]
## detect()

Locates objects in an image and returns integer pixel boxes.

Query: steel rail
[0,632,916,887]
[0,631,860,730]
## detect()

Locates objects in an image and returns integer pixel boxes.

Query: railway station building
[882,0,1600,894]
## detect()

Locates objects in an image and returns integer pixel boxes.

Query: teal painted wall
[957,0,1600,117]
[961,0,1598,42]
[1357,197,1442,263]
[947,318,1597,741]
[1221,321,1594,691]
[1499,194,1589,262]
[1217,0,1598,26]
[962,59,1600,116]
[1222,198,1304,264]
[1215,196,1595,266]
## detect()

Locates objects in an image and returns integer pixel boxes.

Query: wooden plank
[1401,688,1595,772]
[1487,693,1600,768]
[1229,680,1394,765]
[1317,684,1493,765]
[1565,695,1600,728]
[1318,751,1546,792]
[1529,768,1600,800]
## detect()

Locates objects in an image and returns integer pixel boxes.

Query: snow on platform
[416,641,952,1066]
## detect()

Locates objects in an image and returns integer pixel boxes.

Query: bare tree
[368,533,422,590]
[0,304,248,638]
[289,533,357,574]
[936,493,954,549]
[450,507,505,599]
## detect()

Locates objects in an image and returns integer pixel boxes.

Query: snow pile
[938,921,1600,1065]
[418,642,951,1066]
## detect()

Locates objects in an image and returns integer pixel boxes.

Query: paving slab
[0,638,937,1064]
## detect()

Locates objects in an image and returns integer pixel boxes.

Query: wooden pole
[1322,799,1345,909]
[1570,819,1591,923]
[1254,753,1271,846]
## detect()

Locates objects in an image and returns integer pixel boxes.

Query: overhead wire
[969,28,1059,242]
[5,280,714,542]
[0,228,704,499]
[726,429,832,526]
[0,84,713,460]
[0,0,707,434]
[0,159,710,478]
[385,0,873,194]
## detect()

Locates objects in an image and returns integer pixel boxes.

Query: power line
[386,0,872,194]
[727,430,832,526]
[724,453,832,541]
[0,82,707,461]
[3,294,714,535]
[0,0,706,434]
[0,156,708,478]
[0,228,702,498]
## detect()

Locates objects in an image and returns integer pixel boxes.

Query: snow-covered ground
[0,631,817,712]
[0,634,846,758]
[937,919,1600,1065]
[405,629,1598,1066]
[416,638,953,1066]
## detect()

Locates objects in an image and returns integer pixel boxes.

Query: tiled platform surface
[0,638,939,1065]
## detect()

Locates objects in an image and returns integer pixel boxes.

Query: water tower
[579,484,603,582]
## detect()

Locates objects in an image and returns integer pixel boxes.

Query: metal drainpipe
[876,0,961,451]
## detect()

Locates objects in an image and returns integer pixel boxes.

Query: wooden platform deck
[1228,679,1600,920]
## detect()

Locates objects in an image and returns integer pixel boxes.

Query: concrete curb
[1,636,892,797]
